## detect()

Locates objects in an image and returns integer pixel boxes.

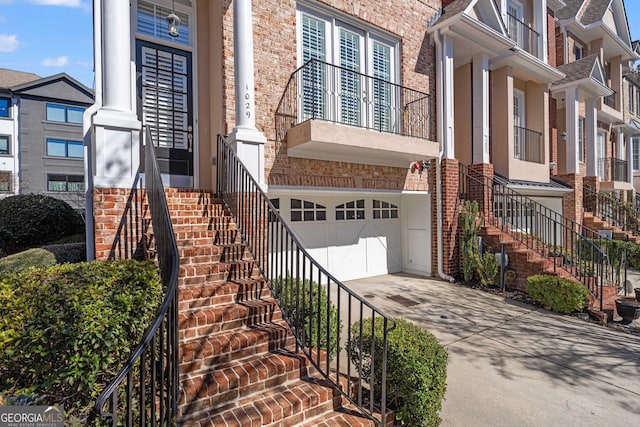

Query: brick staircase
[582,212,640,244]
[165,190,374,426]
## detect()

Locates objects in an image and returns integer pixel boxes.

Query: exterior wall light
[561,131,567,141]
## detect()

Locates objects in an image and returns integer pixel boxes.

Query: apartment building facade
[89,0,638,280]
[0,70,93,209]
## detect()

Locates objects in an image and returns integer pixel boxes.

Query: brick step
[178,297,282,340]
[180,318,296,376]
[301,407,376,427]
[181,377,340,427]
[180,350,321,418]
[178,278,270,310]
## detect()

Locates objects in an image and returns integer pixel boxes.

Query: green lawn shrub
[0,194,84,254]
[527,275,590,314]
[272,276,341,359]
[0,259,163,418]
[475,250,499,287]
[349,318,448,426]
[0,248,57,274]
[41,242,86,264]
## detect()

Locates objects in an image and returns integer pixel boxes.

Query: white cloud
[28,0,82,6]
[0,34,19,52]
[42,56,69,67]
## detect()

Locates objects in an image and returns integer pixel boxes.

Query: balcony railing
[599,157,628,183]
[514,125,544,163]
[276,59,432,141]
[604,93,617,109]
[506,13,539,57]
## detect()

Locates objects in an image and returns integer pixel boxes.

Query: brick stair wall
[159,190,374,426]
[582,212,640,244]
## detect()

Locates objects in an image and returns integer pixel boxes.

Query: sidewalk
[344,274,640,427]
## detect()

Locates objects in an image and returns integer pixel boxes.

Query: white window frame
[296,3,400,131]
[135,0,194,48]
[632,137,640,172]
[574,42,584,60]
[578,117,585,163]
[513,88,526,160]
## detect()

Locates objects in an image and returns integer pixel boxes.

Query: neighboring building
[625,42,640,193]
[0,68,40,196]
[12,73,93,209]
[0,70,93,209]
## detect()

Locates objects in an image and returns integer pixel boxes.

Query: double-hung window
[298,6,398,132]
[46,104,84,124]
[47,139,83,158]
[633,137,640,172]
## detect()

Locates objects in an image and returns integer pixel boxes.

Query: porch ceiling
[286,120,440,168]
[490,49,565,84]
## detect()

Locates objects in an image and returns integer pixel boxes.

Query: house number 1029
[245,86,251,118]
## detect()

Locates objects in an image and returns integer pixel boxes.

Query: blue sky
[0,0,639,91]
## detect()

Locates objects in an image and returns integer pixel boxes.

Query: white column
[534,0,547,62]
[91,0,141,189]
[228,0,267,186]
[626,131,634,183]
[565,87,579,174]
[585,98,597,177]
[436,32,455,159]
[472,54,490,164]
[618,129,625,159]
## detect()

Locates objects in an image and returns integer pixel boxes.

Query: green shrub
[460,201,481,282]
[527,275,590,314]
[0,194,84,253]
[475,250,499,287]
[41,242,86,264]
[349,318,448,426]
[0,248,57,274]
[273,276,341,359]
[0,259,163,418]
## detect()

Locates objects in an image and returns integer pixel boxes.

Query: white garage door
[281,195,403,282]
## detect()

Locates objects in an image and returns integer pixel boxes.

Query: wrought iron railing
[584,184,640,236]
[506,13,539,57]
[90,127,179,425]
[514,125,544,163]
[599,157,628,183]
[604,93,617,109]
[459,164,625,310]
[275,59,432,141]
[216,134,395,425]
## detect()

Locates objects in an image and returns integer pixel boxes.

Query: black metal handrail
[514,125,544,163]
[584,184,640,236]
[599,157,628,182]
[459,164,623,310]
[506,13,539,57]
[90,127,179,425]
[216,134,395,425]
[275,58,432,141]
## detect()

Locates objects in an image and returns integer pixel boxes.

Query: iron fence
[459,164,626,310]
[506,13,539,57]
[599,157,628,183]
[90,127,179,426]
[514,125,544,164]
[276,59,432,141]
[216,134,395,425]
[584,184,640,236]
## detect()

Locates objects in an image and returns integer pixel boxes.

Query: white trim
[267,185,422,197]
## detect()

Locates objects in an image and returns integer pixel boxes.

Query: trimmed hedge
[0,260,163,418]
[273,276,341,359]
[0,194,84,254]
[349,318,448,426]
[0,248,58,274]
[527,275,590,314]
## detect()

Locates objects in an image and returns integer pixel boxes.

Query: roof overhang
[490,48,566,83]
[547,0,567,12]
[505,184,574,196]
[612,117,640,133]
[551,76,614,100]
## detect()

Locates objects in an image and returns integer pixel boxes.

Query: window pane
[68,179,84,192]
[67,107,84,124]
[0,136,9,155]
[291,199,301,209]
[47,175,67,191]
[67,141,84,158]
[291,211,302,221]
[0,98,9,117]
[46,104,66,122]
[316,210,326,221]
[304,211,314,221]
[47,139,67,157]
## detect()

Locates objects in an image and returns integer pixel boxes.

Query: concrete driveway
[344,274,640,427]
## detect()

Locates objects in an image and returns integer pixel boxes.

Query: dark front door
[137,39,194,187]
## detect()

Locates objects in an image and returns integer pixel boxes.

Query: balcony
[598,157,629,185]
[513,126,544,164]
[276,59,438,168]
[506,13,539,58]
[604,93,616,109]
